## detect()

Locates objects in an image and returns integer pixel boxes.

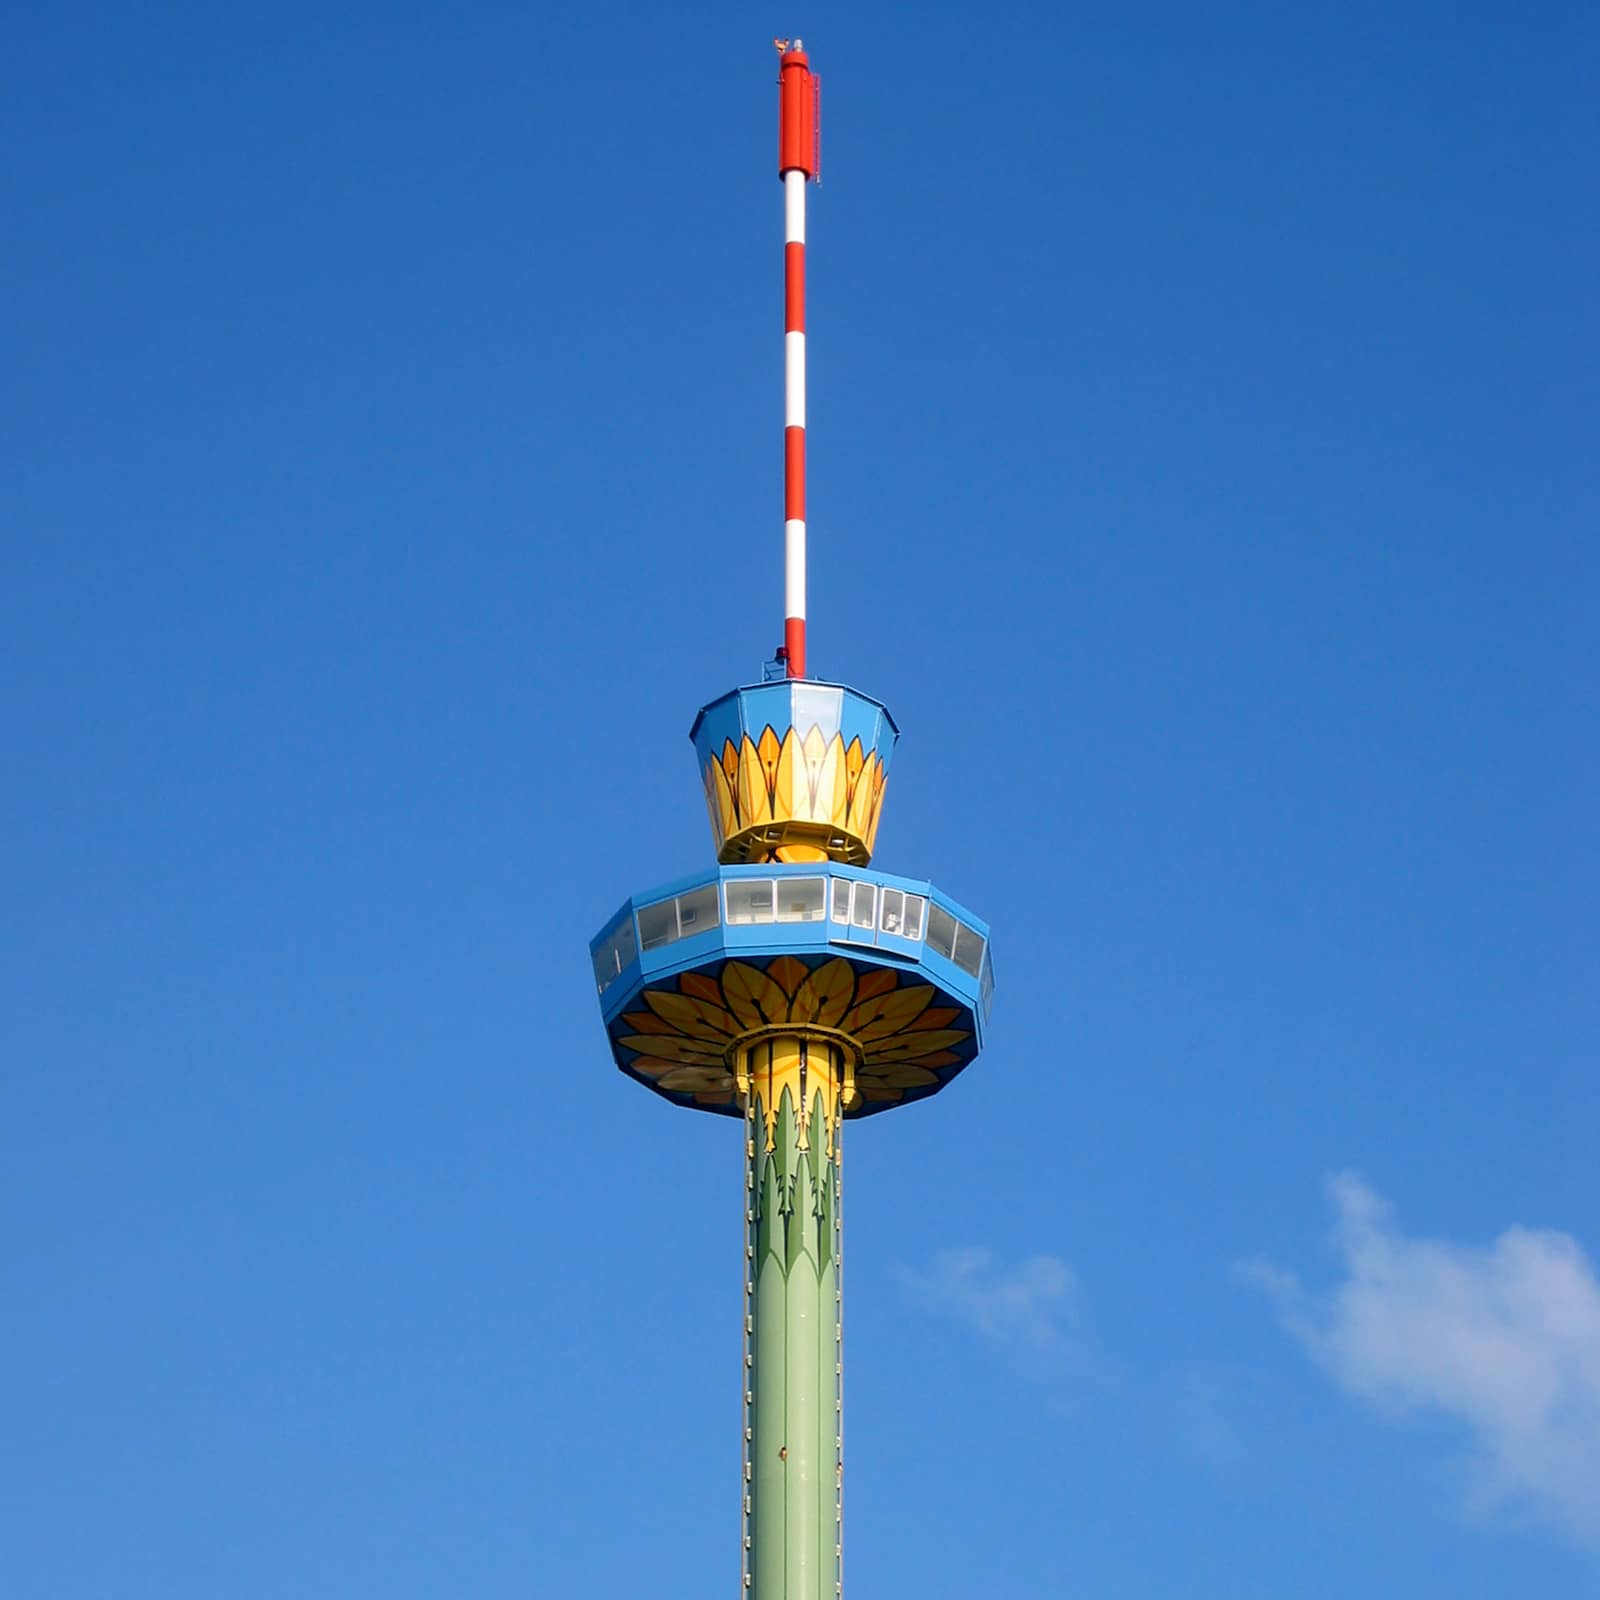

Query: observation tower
[588,41,993,1599]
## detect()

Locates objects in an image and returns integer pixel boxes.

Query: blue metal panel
[688,680,900,756]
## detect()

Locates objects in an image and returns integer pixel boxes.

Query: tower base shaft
[742,1035,844,1598]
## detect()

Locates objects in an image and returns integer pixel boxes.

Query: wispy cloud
[1173,1369,1245,1468]
[897,1247,1083,1382]
[1242,1173,1600,1544]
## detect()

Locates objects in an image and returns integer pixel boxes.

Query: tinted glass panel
[926,904,958,961]
[592,916,638,993]
[790,684,844,743]
[901,894,926,942]
[675,883,719,937]
[953,921,986,978]
[830,879,851,924]
[878,888,905,936]
[850,882,876,930]
[777,877,826,923]
[637,899,676,952]
[726,880,776,924]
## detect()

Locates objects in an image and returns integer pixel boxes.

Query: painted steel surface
[590,863,991,1121]
[741,1036,841,1600]
[777,44,817,677]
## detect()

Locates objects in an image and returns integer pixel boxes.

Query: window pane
[777,878,825,923]
[726,879,776,925]
[901,894,926,942]
[926,904,958,961]
[851,882,876,930]
[830,879,851,924]
[878,888,905,936]
[592,916,637,992]
[953,921,986,977]
[675,884,719,937]
[790,684,844,743]
[637,899,676,952]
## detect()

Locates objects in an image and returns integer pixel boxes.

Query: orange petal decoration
[843,983,936,1041]
[643,989,739,1043]
[721,961,792,1030]
[765,955,809,998]
[679,971,725,1005]
[852,969,898,1003]
[867,1029,972,1061]
[791,957,856,1028]
[617,1034,726,1064]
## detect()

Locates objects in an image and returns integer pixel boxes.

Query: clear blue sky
[4,4,1595,1595]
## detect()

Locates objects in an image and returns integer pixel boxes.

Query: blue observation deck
[590,862,993,1120]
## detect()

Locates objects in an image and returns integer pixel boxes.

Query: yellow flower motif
[611,954,975,1116]
[702,725,890,865]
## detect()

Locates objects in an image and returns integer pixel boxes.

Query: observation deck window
[925,904,958,962]
[592,915,638,994]
[727,877,827,926]
[830,877,878,932]
[726,879,777,925]
[638,883,722,953]
[776,878,826,923]
[927,903,985,976]
[830,878,851,925]
[952,921,986,979]
[878,888,925,940]
[851,883,876,931]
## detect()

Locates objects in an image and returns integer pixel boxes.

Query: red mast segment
[778,42,818,679]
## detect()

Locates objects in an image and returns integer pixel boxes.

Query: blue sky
[4,3,1595,1595]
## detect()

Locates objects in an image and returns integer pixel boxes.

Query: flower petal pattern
[609,954,977,1117]
[703,723,889,865]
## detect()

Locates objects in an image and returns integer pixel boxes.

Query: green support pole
[742,1037,844,1599]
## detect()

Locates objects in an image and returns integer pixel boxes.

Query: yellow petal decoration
[721,961,792,1030]
[841,983,936,1041]
[765,955,809,999]
[702,723,892,866]
[611,955,975,1116]
[790,957,856,1028]
[643,989,739,1044]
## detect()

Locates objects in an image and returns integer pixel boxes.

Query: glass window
[926,904,958,962]
[850,882,876,931]
[790,684,844,743]
[879,888,905,937]
[726,879,776,925]
[777,878,825,923]
[901,894,926,942]
[675,883,719,937]
[953,921,986,978]
[830,878,851,924]
[592,915,638,993]
[637,898,676,953]
[980,945,995,1018]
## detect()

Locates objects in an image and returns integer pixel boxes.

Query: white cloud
[1244,1173,1600,1543]
[897,1247,1081,1380]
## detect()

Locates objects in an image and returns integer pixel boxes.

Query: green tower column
[741,1035,846,1599]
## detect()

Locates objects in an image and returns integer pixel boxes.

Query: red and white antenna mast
[777,39,818,680]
